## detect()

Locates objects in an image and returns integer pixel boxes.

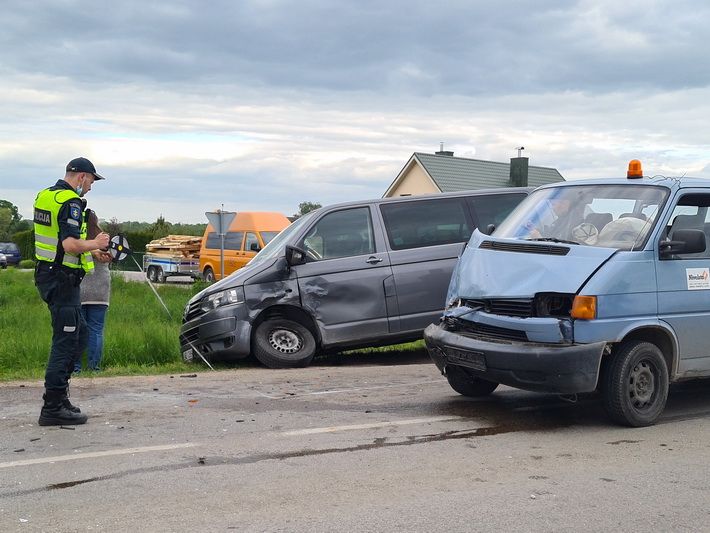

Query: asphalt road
[1,354,709,532]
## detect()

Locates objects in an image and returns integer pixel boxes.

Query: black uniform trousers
[35,263,88,392]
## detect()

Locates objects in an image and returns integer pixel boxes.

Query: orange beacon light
[627,159,643,179]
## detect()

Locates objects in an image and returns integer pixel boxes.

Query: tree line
[0,199,322,263]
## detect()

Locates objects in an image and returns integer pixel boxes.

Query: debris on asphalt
[13,448,25,453]
[59,426,76,430]
[188,399,199,404]
[30,438,40,442]
[198,457,206,464]
[236,419,245,423]
[180,374,198,378]
[153,388,159,391]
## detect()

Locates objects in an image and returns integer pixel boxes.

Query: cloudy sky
[2,0,709,223]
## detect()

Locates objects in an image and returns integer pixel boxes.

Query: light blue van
[425,164,710,426]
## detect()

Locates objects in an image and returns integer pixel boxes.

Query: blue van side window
[663,194,710,259]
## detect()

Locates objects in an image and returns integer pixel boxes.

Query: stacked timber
[145,235,202,258]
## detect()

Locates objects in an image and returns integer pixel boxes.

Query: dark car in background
[0,242,21,266]
[0,252,6,269]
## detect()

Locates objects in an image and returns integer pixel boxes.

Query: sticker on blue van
[686,268,710,290]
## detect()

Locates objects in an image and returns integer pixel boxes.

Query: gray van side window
[206,231,244,250]
[302,207,375,260]
[467,193,526,230]
[664,194,710,259]
[380,198,471,251]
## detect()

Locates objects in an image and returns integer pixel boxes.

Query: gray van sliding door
[380,197,473,332]
[292,206,395,347]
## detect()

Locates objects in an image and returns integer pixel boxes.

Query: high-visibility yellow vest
[33,187,94,272]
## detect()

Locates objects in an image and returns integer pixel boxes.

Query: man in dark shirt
[33,157,109,425]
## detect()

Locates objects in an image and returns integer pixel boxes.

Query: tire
[156,268,166,283]
[147,266,157,282]
[602,341,669,427]
[203,267,215,283]
[445,365,499,397]
[253,319,316,368]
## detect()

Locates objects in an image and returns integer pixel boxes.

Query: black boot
[38,390,88,426]
[62,390,81,414]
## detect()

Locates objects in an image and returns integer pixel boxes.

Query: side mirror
[250,242,261,252]
[285,245,307,266]
[485,224,496,235]
[659,228,706,258]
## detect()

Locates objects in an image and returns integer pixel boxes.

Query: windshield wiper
[526,237,580,245]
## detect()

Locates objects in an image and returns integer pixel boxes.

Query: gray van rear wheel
[446,365,499,397]
[602,341,669,427]
[253,319,316,368]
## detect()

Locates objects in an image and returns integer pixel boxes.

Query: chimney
[509,156,529,187]
[435,141,454,157]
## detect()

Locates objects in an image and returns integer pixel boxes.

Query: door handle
[366,256,383,264]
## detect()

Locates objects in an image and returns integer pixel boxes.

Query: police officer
[33,157,110,426]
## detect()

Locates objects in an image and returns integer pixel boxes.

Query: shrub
[19,259,35,269]
[13,229,34,260]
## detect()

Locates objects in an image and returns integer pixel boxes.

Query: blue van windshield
[495,185,668,250]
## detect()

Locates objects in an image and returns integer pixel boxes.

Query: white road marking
[281,415,464,436]
[0,442,199,469]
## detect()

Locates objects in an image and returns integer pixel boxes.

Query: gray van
[180,188,530,368]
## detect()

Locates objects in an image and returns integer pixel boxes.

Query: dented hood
[450,230,618,299]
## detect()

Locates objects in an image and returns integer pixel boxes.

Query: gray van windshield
[249,211,315,265]
[495,185,668,250]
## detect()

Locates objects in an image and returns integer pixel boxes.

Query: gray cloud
[3,1,710,95]
[1,0,709,223]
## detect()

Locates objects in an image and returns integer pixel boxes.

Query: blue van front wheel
[602,341,669,427]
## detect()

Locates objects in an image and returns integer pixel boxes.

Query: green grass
[0,269,427,380]
[0,269,206,381]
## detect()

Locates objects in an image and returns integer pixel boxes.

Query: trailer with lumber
[143,235,202,283]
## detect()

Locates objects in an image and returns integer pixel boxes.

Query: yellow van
[199,212,291,282]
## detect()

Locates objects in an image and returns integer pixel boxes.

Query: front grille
[479,240,569,256]
[180,328,200,345]
[463,298,534,318]
[443,316,528,342]
[183,300,205,322]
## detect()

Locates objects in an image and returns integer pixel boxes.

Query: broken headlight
[445,297,462,311]
[200,286,245,312]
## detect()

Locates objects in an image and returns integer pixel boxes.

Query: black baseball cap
[66,157,105,180]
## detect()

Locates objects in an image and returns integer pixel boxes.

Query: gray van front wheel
[253,319,316,368]
[602,341,669,427]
